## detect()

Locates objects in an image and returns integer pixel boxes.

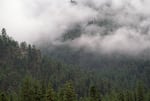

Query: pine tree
[46,83,55,101]
[118,91,124,101]
[20,77,33,101]
[125,91,133,101]
[89,86,101,101]
[58,87,65,101]
[0,93,8,101]
[32,81,42,101]
[63,82,77,101]
[1,28,7,37]
[20,42,27,51]
[136,82,144,101]
[144,91,150,101]
[133,91,136,101]
[41,81,46,101]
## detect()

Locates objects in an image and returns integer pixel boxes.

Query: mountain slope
[0,28,150,101]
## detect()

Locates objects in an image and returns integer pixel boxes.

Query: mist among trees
[0,27,150,101]
[1,0,150,101]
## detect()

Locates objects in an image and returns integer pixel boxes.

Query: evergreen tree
[46,83,55,101]
[41,81,46,101]
[63,82,77,101]
[20,77,33,101]
[89,86,101,101]
[125,91,133,101]
[32,81,42,101]
[133,91,137,101]
[20,42,27,51]
[118,91,124,101]
[58,87,65,101]
[0,93,8,101]
[1,28,7,37]
[146,91,150,101]
[136,82,144,101]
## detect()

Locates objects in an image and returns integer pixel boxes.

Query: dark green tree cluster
[1,77,149,101]
[0,28,150,101]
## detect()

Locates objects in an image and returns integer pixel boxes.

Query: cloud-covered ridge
[1,0,150,55]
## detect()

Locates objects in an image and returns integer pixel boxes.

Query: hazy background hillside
[2,0,150,55]
[1,0,150,101]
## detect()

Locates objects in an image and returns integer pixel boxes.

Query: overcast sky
[1,0,150,54]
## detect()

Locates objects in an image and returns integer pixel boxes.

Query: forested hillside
[0,28,150,101]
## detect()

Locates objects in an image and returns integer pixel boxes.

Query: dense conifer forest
[0,28,150,101]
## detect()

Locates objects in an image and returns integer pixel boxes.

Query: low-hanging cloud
[0,0,97,41]
[1,0,150,55]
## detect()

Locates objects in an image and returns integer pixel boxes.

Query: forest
[0,28,150,101]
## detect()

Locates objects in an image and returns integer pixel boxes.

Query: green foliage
[125,91,133,101]
[136,81,145,101]
[20,77,33,101]
[0,28,150,101]
[46,83,55,101]
[63,82,77,101]
[117,91,125,101]
[89,86,101,101]
[0,93,8,101]
[145,91,150,101]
